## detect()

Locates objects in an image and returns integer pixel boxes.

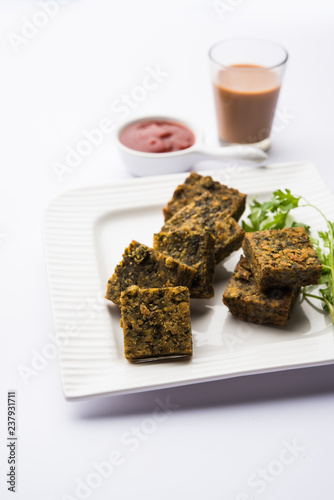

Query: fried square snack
[153,230,215,299]
[243,227,322,290]
[161,192,245,263]
[223,256,300,326]
[163,172,246,222]
[106,241,196,305]
[120,285,193,361]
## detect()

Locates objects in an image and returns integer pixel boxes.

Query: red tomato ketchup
[119,120,195,153]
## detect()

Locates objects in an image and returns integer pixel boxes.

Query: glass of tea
[209,38,288,151]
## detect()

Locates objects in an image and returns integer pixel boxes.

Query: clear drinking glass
[209,38,288,151]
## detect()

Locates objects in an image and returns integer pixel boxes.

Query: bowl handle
[193,144,268,163]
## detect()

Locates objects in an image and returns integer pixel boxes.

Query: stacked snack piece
[121,286,193,361]
[160,192,245,264]
[153,231,216,299]
[106,241,196,306]
[223,227,322,325]
[105,173,246,361]
[163,171,246,222]
[106,241,196,362]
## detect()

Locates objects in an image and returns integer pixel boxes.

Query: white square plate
[43,162,334,400]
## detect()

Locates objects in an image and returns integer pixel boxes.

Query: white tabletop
[1,1,334,498]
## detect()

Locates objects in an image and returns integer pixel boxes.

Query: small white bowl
[115,115,267,177]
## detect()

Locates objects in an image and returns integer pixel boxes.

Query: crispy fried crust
[223,256,300,326]
[161,192,245,263]
[163,172,246,222]
[153,230,215,299]
[120,285,193,361]
[105,241,196,305]
[243,228,322,290]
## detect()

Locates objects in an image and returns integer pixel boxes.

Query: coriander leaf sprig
[242,189,310,233]
[299,199,334,323]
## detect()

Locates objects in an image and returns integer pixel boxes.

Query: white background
[1,0,334,498]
